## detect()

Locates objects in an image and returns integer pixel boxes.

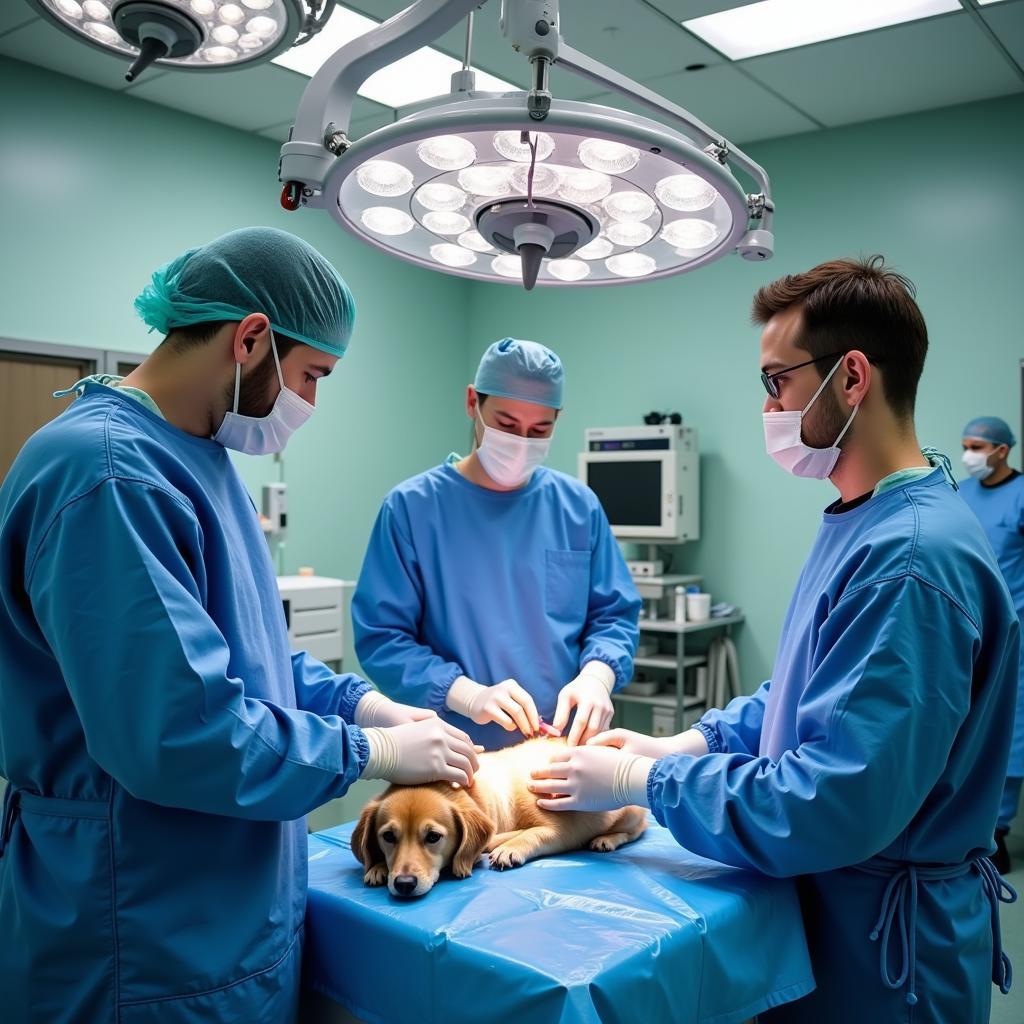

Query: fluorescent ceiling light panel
[273,6,516,108]
[683,0,961,60]
[975,0,1011,5]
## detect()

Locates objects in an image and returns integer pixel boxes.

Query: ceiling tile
[128,63,307,132]
[646,0,761,22]
[0,18,136,91]
[742,11,1023,127]
[556,0,722,79]
[980,1,1024,69]
[581,62,819,144]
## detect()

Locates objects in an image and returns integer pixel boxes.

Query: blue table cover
[304,819,814,1024]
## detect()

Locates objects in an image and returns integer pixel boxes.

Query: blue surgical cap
[963,416,1016,448]
[134,227,355,358]
[474,338,564,409]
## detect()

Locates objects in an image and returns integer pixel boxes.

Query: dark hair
[161,321,303,361]
[751,255,928,417]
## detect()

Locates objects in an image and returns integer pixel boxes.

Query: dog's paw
[364,864,388,887]
[452,864,475,880]
[488,845,525,871]
[589,832,626,853]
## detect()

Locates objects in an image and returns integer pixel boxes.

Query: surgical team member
[352,338,641,750]
[531,257,1019,1022]
[960,415,1024,873]
[0,227,477,1024]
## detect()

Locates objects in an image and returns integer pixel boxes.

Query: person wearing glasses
[959,415,1024,873]
[531,257,1020,1022]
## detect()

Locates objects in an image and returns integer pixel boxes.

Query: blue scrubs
[0,385,371,1024]
[352,461,640,749]
[960,472,1024,823]
[647,471,1018,1022]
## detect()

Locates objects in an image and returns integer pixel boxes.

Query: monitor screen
[586,460,662,527]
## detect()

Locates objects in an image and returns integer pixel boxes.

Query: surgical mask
[962,450,995,481]
[476,411,551,487]
[213,334,313,455]
[763,357,858,479]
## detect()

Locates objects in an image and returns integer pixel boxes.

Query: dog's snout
[393,875,418,897]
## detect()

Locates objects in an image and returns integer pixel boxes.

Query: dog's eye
[380,830,397,844]
[424,831,443,845]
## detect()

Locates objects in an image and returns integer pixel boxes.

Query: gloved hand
[355,689,436,729]
[587,727,709,760]
[529,744,654,811]
[361,718,479,787]
[446,676,539,737]
[553,662,616,746]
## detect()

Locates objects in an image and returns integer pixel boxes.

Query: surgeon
[352,338,640,750]
[530,257,1019,1022]
[959,415,1024,873]
[0,227,478,1024]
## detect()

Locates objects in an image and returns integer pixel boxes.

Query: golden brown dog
[352,737,647,897]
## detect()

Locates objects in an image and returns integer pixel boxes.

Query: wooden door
[0,351,96,482]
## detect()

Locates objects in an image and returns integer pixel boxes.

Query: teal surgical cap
[963,416,1016,448]
[134,226,356,358]
[474,338,564,409]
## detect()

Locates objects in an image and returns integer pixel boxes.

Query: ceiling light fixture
[30,0,329,82]
[279,0,775,290]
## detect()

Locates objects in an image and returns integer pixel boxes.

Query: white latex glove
[553,662,616,747]
[529,744,654,811]
[355,689,436,729]
[587,727,709,760]
[361,718,480,787]
[446,676,539,737]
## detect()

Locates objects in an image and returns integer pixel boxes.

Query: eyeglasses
[760,352,845,400]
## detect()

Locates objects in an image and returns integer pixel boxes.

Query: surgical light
[279,0,775,290]
[31,0,322,81]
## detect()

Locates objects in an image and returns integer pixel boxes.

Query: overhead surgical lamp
[30,0,333,82]
[279,0,775,290]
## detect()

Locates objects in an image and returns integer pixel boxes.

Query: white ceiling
[1,0,1021,149]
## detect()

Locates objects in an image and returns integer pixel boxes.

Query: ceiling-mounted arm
[555,40,772,230]
[280,0,483,205]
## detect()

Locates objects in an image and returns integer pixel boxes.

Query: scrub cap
[474,338,564,409]
[962,416,1015,448]
[134,226,355,358]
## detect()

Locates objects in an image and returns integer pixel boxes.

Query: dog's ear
[351,797,384,869]
[451,801,493,879]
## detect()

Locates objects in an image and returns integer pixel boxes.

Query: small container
[687,592,711,622]
[673,585,687,623]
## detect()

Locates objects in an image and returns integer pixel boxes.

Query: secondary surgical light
[278,0,775,290]
[30,0,330,81]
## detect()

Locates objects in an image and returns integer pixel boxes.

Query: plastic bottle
[674,585,686,623]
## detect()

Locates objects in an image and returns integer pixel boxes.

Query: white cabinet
[276,575,347,667]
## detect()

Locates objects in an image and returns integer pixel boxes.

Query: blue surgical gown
[352,461,640,749]
[960,472,1024,777]
[647,470,1018,1022]
[0,385,371,1024]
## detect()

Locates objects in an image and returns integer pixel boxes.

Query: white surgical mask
[476,411,551,487]
[763,357,858,479]
[962,449,995,481]
[213,334,313,455]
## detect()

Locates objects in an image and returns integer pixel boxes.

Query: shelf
[634,655,706,670]
[612,692,706,709]
[638,613,744,634]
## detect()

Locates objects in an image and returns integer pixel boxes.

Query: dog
[351,736,647,897]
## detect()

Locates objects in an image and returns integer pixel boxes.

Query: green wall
[466,92,1024,690]
[3,54,1023,696]
[0,56,472,593]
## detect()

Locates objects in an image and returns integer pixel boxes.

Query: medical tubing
[856,856,1017,1005]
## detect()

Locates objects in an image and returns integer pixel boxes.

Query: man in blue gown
[352,338,640,750]
[531,257,1018,1022]
[0,227,477,1023]
[960,414,1024,873]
